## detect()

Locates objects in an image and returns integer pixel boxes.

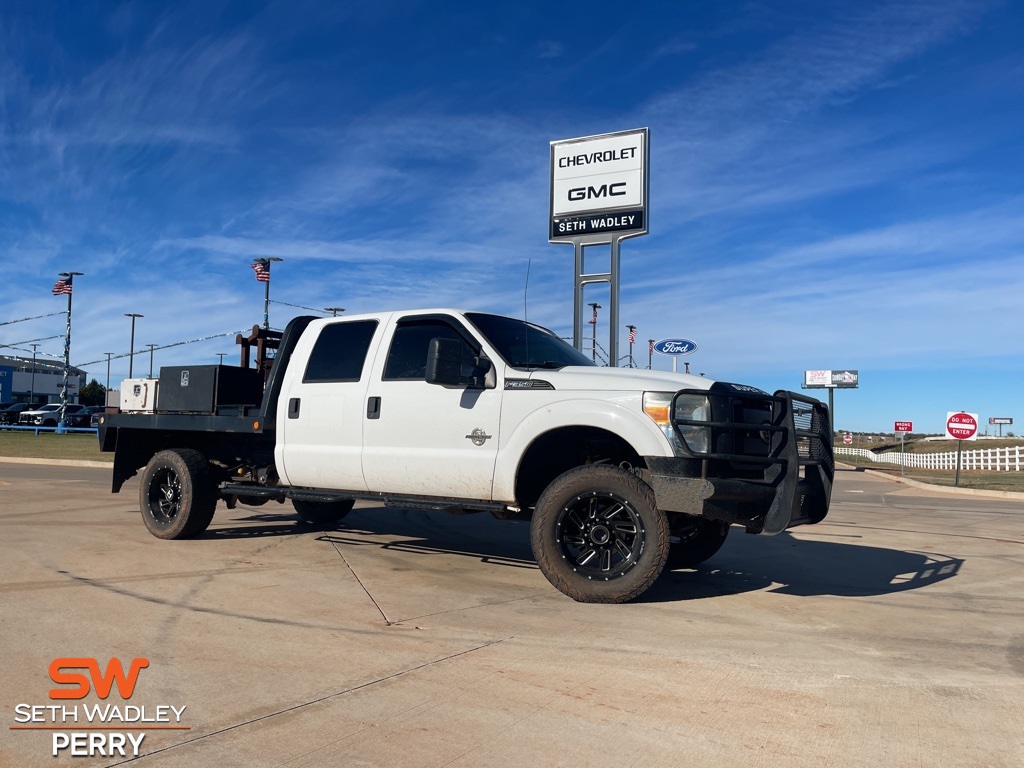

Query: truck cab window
[384,319,470,380]
[303,320,378,382]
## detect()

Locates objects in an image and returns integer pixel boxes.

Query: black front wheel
[293,498,354,525]
[667,516,730,569]
[531,465,669,603]
[139,449,218,539]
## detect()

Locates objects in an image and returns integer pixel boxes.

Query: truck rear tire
[531,465,669,603]
[139,449,218,539]
[667,517,730,569]
[293,498,354,525]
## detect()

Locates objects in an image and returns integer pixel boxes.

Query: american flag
[628,327,637,344]
[588,306,598,325]
[251,261,270,283]
[52,279,72,295]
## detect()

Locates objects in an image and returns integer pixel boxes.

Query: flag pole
[55,271,83,433]
[253,257,283,330]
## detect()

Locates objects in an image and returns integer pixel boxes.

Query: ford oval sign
[653,338,698,356]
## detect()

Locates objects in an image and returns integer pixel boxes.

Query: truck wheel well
[515,426,645,509]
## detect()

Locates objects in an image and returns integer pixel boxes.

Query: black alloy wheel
[555,491,645,579]
[139,448,218,539]
[531,464,669,603]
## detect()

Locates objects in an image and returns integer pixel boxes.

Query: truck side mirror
[425,337,492,388]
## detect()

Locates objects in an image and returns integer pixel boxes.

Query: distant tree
[1008,431,1016,438]
[79,379,106,406]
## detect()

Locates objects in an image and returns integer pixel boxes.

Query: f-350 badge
[466,428,493,446]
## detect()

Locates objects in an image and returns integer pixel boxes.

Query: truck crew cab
[99,309,833,603]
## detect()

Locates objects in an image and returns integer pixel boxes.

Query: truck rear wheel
[531,465,669,603]
[293,498,354,525]
[667,516,730,569]
[139,449,218,539]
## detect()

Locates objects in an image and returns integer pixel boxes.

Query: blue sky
[1,0,1022,434]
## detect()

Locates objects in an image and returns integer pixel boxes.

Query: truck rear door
[276,316,385,491]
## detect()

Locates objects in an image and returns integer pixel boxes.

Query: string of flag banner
[0,334,63,350]
[0,311,67,328]
[269,299,329,314]
[75,330,247,368]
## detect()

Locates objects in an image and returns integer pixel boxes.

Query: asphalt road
[0,463,1021,767]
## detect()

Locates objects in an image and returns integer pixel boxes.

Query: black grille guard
[669,388,834,534]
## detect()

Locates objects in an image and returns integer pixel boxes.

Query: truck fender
[492,397,674,502]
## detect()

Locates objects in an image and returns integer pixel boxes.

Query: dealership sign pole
[653,338,698,373]
[550,128,649,367]
[989,417,1013,438]
[803,369,859,435]
[946,411,979,487]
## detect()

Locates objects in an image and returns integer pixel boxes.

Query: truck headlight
[672,393,711,454]
[644,391,711,456]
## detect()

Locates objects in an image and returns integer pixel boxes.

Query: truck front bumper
[644,387,833,535]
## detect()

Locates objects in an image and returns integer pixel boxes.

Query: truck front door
[361,314,503,500]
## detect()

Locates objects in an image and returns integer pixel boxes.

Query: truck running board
[219,483,508,516]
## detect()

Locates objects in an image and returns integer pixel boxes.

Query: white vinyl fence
[835,445,1023,472]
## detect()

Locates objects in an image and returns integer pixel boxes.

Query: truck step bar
[219,482,509,515]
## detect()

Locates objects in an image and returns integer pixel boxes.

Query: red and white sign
[945,411,979,441]
[843,434,853,445]
[894,421,913,432]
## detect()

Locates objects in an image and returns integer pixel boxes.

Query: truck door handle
[366,396,381,420]
[288,397,301,419]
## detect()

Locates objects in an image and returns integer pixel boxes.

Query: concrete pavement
[0,462,1021,767]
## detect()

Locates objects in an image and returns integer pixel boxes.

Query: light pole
[125,313,143,378]
[146,344,158,377]
[104,352,113,406]
[324,307,345,317]
[29,343,39,403]
[251,257,283,329]
[54,271,83,431]
[216,353,227,365]
[587,302,601,363]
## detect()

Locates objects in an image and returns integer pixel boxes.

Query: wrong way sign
[946,412,979,441]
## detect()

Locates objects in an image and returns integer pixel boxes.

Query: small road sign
[843,434,853,445]
[946,412,979,441]
[894,421,913,432]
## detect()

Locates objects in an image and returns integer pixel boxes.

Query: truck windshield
[465,313,596,370]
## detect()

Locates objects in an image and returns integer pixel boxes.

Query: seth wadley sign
[550,130,647,240]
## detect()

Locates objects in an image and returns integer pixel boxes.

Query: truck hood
[523,366,716,392]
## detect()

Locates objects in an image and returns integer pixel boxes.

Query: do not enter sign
[946,411,979,441]
[843,435,853,445]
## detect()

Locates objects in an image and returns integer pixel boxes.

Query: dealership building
[0,355,87,404]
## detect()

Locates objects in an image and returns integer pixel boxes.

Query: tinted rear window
[303,320,378,382]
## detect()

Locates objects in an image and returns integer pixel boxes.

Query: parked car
[18,404,86,427]
[90,407,119,428]
[66,406,105,428]
[0,403,46,425]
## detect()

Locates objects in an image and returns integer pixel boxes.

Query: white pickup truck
[99,309,833,603]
